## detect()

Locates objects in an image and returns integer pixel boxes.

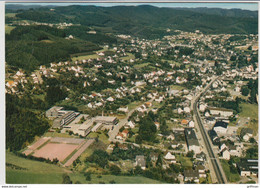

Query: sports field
[33,143,78,161]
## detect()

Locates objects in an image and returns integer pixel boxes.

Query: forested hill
[13,5,258,35]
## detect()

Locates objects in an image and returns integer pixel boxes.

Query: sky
[5,2,259,11]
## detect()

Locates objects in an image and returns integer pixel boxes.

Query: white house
[164,152,176,164]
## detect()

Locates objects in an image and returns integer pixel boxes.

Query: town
[5,6,258,184]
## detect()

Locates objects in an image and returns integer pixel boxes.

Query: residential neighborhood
[5,4,258,185]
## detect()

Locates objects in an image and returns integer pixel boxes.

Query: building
[208,107,233,117]
[237,159,258,177]
[240,128,253,142]
[184,128,200,154]
[184,169,199,183]
[53,111,78,128]
[221,148,230,160]
[95,116,118,125]
[208,129,220,146]
[213,121,228,134]
[45,106,64,118]
[164,152,176,164]
[135,155,146,170]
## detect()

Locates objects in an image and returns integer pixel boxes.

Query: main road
[191,76,227,184]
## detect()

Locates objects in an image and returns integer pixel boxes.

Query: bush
[109,164,121,175]
[109,180,116,184]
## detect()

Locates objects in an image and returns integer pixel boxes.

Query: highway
[192,76,227,184]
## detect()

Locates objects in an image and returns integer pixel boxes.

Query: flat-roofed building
[95,116,118,125]
[237,159,258,177]
[208,107,233,117]
[46,106,64,118]
[184,128,201,154]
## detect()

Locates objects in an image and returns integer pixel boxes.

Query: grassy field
[5,13,16,17]
[70,174,163,184]
[239,103,258,135]
[87,132,110,145]
[176,156,193,168]
[5,25,15,34]
[162,59,181,66]
[170,84,186,91]
[72,54,100,61]
[120,53,135,61]
[128,101,143,110]
[6,151,68,184]
[220,160,240,183]
[134,63,151,69]
[44,131,76,138]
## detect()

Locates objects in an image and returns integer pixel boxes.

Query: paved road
[108,98,155,142]
[191,76,227,184]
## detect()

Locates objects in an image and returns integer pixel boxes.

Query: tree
[156,154,163,167]
[109,164,121,175]
[138,115,157,142]
[62,174,72,184]
[241,86,250,96]
[186,150,194,158]
[119,126,125,132]
[84,172,91,181]
[249,137,256,143]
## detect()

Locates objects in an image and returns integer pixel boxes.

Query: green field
[72,54,100,61]
[5,25,15,34]
[70,174,163,184]
[134,63,151,69]
[128,101,143,110]
[5,13,16,17]
[170,84,186,91]
[176,156,193,168]
[120,53,135,61]
[220,160,240,183]
[239,103,258,135]
[6,151,67,184]
[6,151,162,184]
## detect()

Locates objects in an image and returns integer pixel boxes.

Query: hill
[14,5,258,36]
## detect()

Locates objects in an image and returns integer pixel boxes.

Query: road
[108,98,154,142]
[191,76,227,184]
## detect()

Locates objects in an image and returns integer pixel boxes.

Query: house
[116,133,124,140]
[118,106,129,113]
[135,155,146,170]
[122,129,129,138]
[196,165,206,178]
[125,121,135,129]
[237,159,258,177]
[188,121,195,128]
[240,128,253,142]
[184,128,201,154]
[184,107,191,113]
[164,152,176,164]
[221,148,230,160]
[184,169,200,183]
[181,119,189,125]
[167,134,175,141]
[196,152,206,162]
[213,121,228,134]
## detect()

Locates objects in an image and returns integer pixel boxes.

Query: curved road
[192,76,227,184]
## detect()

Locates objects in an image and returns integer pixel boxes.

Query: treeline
[6,25,100,72]
[6,94,50,151]
[14,5,258,38]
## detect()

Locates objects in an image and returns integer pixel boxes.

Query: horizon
[6,2,259,11]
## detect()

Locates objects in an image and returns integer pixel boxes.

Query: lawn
[5,25,15,34]
[134,63,151,69]
[220,160,240,183]
[170,84,186,91]
[6,151,68,184]
[87,132,110,145]
[120,53,135,61]
[176,155,193,168]
[239,103,258,135]
[5,13,16,17]
[70,174,163,184]
[128,101,143,110]
[43,131,76,138]
[72,54,100,61]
